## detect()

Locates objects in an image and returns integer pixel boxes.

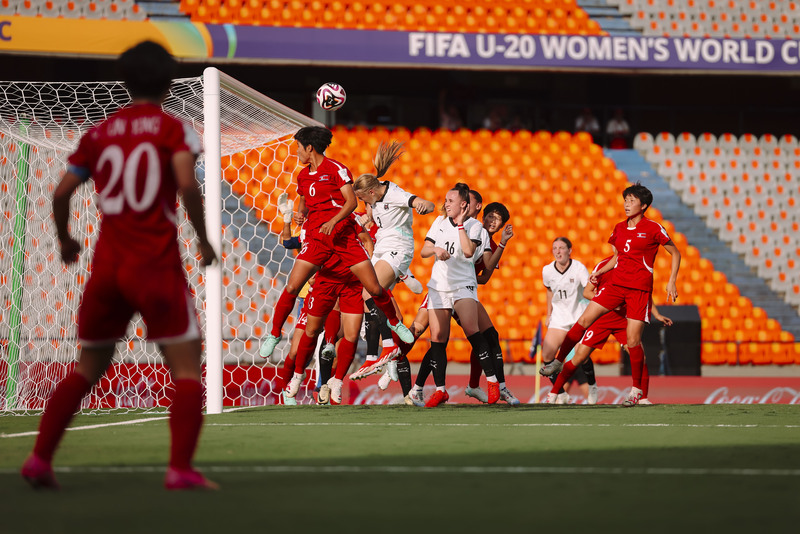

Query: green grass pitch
[2,404,799,534]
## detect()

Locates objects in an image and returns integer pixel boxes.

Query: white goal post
[0,67,322,414]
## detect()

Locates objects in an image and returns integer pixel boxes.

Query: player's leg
[262,258,320,357]
[623,318,647,406]
[455,297,500,404]
[552,301,612,366]
[349,259,413,343]
[159,339,217,490]
[22,345,115,489]
[327,311,362,404]
[422,307,452,408]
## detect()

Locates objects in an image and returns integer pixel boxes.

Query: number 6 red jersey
[607,216,671,292]
[67,103,201,266]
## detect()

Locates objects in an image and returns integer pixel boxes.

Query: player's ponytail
[451,182,470,203]
[354,140,404,195]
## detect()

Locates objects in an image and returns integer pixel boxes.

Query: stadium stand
[177,0,604,34]
[0,0,147,19]
[215,127,800,366]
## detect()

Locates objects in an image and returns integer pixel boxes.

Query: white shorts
[548,308,581,331]
[426,286,478,310]
[371,249,413,279]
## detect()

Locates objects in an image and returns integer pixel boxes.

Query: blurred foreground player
[21,41,218,490]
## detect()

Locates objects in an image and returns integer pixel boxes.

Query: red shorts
[297,223,369,268]
[580,309,628,349]
[306,276,364,316]
[78,261,199,346]
[592,283,652,323]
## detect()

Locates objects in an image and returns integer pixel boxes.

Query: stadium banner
[2,15,800,73]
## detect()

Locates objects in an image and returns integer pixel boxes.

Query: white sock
[436,386,446,392]
[499,381,506,389]
[487,376,498,383]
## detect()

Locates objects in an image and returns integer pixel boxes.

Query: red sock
[556,324,587,362]
[270,290,298,337]
[551,360,578,393]
[278,356,295,389]
[334,338,357,380]
[372,289,399,324]
[169,379,204,471]
[641,353,650,397]
[293,333,319,374]
[629,344,645,390]
[324,312,341,345]
[33,372,92,463]
[468,349,482,388]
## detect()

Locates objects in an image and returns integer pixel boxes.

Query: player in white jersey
[350,141,435,382]
[406,183,500,408]
[539,237,593,403]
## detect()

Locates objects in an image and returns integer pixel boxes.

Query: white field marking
[0,406,248,439]
[0,465,799,477]
[204,422,800,429]
[0,416,169,439]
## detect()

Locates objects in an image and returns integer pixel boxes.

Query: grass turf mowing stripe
[2,465,800,476]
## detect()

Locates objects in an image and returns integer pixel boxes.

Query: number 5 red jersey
[607,216,671,292]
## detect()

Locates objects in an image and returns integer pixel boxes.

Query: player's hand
[358,213,372,227]
[414,199,435,215]
[198,241,218,267]
[666,281,678,303]
[434,247,450,260]
[500,224,514,245]
[292,211,306,226]
[453,203,468,224]
[278,192,293,223]
[589,274,599,285]
[59,236,81,264]
[657,314,674,327]
[319,220,336,235]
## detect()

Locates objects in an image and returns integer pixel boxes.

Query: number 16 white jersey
[542,259,590,330]
[425,216,488,291]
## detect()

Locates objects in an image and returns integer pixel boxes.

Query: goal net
[0,68,322,414]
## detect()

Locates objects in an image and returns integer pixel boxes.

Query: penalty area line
[0,465,799,477]
[0,416,169,439]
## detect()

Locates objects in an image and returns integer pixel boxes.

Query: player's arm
[358,229,374,257]
[476,224,514,284]
[590,247,617,284]
[293,195,308,226]
[174,151,217,266]
[662,241,681,303]
[544,286,553,326]
[319,183,358,235]
[410,196,435,215]
[52,171,84,264]
[583,279,598,300]
[651,303,673,326]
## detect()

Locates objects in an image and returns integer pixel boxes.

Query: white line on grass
[0,416,169,439]
[205,422,800,429]
[0,465,798,477]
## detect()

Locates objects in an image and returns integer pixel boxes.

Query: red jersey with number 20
[297,157,353,232]
[607,216,670,292]
[67,103,201,267]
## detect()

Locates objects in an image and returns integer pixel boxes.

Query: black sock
[364,302,380,358]
[467,332,495,380]
[319,343,334,385]
[483,327,505,383]
[365,298,394,345]
[396,355,412,396]
[582,358,596,386]
[429,341,448,388]
[415,351,432,388]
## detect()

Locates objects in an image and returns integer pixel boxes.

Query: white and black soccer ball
[316,83,346,111]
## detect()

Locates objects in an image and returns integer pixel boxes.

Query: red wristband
[457,225,464,231]
[498,242,506,249]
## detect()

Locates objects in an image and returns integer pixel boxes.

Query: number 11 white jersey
[542,259,590,329]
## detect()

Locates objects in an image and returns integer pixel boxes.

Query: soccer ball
[316,83,346,111]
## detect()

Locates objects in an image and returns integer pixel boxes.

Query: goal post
[0,68,322,414]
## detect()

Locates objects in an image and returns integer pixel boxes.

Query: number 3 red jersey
[296,157,353,232]
[67,103,201,266]
[607,216,671,292]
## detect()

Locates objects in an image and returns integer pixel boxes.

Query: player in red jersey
[21,41,218,490]
[540,183,681,406]
[259,127,413,359]
[545,256,673,404]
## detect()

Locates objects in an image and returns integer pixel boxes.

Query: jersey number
[97,143,160,215]
[624,239,632,252]
[444,241,456,255]
[557,289,568,299]
[309,183,316,197]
